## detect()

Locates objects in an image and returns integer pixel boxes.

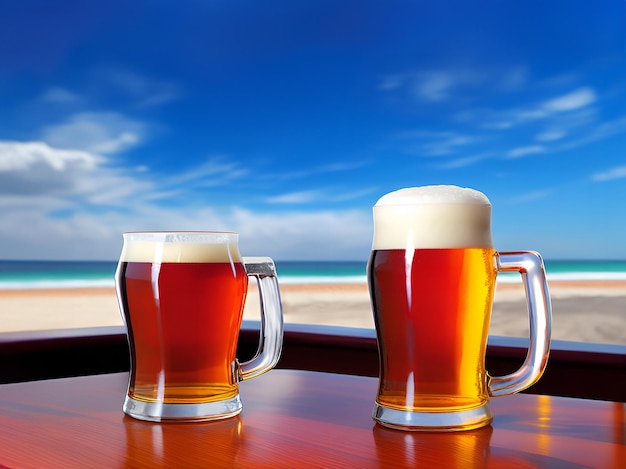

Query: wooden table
[0,370,624,468]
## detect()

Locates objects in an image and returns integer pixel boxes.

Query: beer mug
[115,232,284,422]
[368,186,551,431]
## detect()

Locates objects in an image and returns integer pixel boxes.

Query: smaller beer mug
[368,186,552,431]
[115,232,284,422]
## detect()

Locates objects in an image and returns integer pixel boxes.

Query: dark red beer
[116,261,248,404]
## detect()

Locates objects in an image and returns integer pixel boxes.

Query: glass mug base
[372,402,494,432]
[123,394,243,423]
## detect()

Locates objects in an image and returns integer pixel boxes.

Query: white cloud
[515,109,550,120]
[591,165,626,182]
[0,141,99,172]
[498,66,528,91]
[378,76,402,91]
[0,139,153,204]
[0,136,374,260]
[412,72,454,101]
[165,158,249,188]
[507,145,546,158]
[542,87,596,112]
[381,66,529,103]
[398,130,478,156]
[510,189,553,203]
[504,88,597,126]
[462,86,598,135]
[557,115,626,152]
[41,87,81,103]
[330,187,378,201]
[97,68,181,108]
[264,161,368,182]
[266,187,377,204]
[0,141,102,196]
[0,202,372,261]
[438,153,492,169]
[230,208,372,260]
[480,120,514,130]
[536,129,567,142]
[41,112,145,154]
[582,116,626,143]
[266,190,322,204]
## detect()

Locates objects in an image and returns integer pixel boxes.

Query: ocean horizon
[2,259,626,290]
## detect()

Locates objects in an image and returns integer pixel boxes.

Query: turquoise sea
[1,259,626,290]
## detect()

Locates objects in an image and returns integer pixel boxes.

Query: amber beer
[369,247,496,411]
[368,186,552,431]
[115,232,284,422]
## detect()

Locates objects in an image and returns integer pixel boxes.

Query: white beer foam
[375,185,490,205]
[120,232,243,263]
[372,185,493,249]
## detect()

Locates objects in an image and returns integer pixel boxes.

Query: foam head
[120,232,242,263]
[372,185,493,250]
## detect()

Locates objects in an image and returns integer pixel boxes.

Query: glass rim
[123,231,239,243]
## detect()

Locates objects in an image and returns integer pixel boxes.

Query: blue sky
[0,1,625,261]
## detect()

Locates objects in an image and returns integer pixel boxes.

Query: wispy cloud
[507,145,546,158]
[165,157,249,188]
[591,164,626,182]
[96,68,181,108]
[412,71,455,101]
[438,153,492,169]
[501,113,626,159]
[330,187,379,201]
[383,72,612,166]
[586,115,626,140]
[514,87,597,123]
[41,112,146,155]
[461,87,598,133]
[542,87,596,112]
[557,115,626,152]
[267,160,368,181]
[388,81,621,168]
[266,186,377,204]
[535,129,567,142]
[480,120,514,130]
[41,87,82,104]
[397,130,479,156]
[266,190,321,204]
[510,189,553,203]
[379,65,528,103]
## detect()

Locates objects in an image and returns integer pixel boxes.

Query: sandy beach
[0,280,624,345]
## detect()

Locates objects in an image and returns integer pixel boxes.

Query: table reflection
[124,415,243,466]
[373,424,494,468]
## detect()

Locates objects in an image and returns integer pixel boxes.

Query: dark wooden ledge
[0,321,624,402]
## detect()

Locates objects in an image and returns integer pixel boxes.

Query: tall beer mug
[368,186,551,431]
[115,232,283,422]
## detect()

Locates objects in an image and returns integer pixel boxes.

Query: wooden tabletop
[0,370,624,468]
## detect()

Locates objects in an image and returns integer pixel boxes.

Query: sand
[0,280,624,345]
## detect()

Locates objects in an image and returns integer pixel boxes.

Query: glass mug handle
[489,251,552,397]
[235,257,284,381]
